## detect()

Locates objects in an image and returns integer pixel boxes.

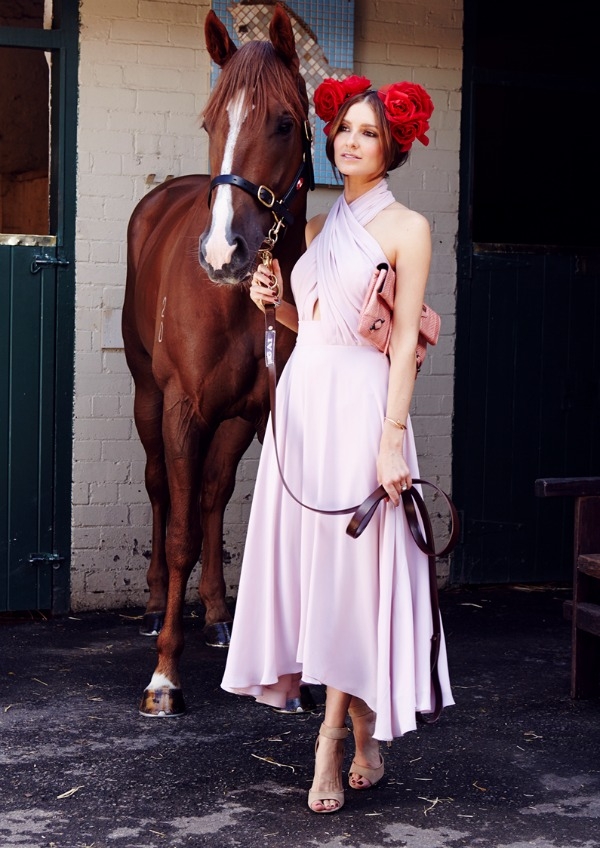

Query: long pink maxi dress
[221,179,453,740]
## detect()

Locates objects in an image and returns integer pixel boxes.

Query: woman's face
[333,100,386,180]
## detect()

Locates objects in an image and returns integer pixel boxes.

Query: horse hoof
[139,686,186,717]
[272,686,318,714]
[202,620,232,647]
[139,611,165,637]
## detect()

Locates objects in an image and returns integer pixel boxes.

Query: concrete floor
[1,584,599,848]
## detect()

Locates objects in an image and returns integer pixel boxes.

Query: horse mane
[202,40,307,131]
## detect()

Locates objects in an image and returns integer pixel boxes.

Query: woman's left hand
[377,437,412,507]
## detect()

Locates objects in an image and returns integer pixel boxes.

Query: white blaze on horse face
[203,90,248,270]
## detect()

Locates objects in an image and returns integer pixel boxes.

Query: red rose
[389,119,430,152]
[314,75,371,124]
[314,79,346,123]
[380,82,434,119]
[378,82,434,151]
[341,75,372,99]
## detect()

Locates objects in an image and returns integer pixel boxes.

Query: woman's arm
[376,209,432,505]
[249,213,328,333]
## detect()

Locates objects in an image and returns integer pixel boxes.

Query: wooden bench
[535,476,600,699]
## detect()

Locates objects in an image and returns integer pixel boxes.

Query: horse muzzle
[198,232,253,285]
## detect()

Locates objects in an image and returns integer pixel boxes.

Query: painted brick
[82,0,138,20]
[73,460,130,485]
[128,505,153,526]
[102,440,146,462]
[139,1,198,25]
[72,527,103,548]
[73,504,129,527]
[137,44,197,69]
[169,22,207,47]
[89,483,120,504]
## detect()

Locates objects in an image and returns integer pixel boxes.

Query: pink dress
[221,179,453,740]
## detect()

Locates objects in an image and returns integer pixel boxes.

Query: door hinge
[30,253,71,274]
[28,553,65,570]
[465,519,524,536]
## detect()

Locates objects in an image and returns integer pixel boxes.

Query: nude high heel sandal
[307,723,349,814]
[348,705,385,790]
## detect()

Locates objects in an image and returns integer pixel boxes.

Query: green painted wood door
[452,0,599,584]
[0,1,78,612]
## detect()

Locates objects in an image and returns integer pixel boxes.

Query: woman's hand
[249,259,282,313]
[377,426,412,507]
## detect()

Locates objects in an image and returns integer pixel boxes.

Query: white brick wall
[71,0,462,610]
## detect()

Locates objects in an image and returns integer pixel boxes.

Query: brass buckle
[257,185,276,208]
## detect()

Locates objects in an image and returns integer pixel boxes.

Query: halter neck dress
[221,179,453,740]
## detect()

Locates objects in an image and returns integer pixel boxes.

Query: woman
[221,76,453,813]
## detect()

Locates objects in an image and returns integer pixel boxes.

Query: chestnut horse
[122,5,313,715]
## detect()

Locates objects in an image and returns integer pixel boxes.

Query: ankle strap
[319,723,350,740]
[348,706,375,720]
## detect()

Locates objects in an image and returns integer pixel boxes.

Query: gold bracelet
[384,417,407,431]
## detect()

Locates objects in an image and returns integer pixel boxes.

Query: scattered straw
[251,753,297,773]
[56,786,84,799]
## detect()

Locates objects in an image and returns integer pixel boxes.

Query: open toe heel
[348,755,385,790]
[307,723,349,814]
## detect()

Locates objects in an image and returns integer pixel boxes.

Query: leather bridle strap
[208,173,298,226]
[208,120,315,228]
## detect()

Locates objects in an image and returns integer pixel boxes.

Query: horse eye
[277,120,294,135]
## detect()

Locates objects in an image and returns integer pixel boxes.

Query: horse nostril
[231,236,248,266]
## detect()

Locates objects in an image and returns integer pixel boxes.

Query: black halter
[207,120,315,229]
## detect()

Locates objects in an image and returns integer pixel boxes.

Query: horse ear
[268,3,300,75]
[205,9,238,68]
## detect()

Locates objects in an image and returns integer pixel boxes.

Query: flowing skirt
[221,321,453,740]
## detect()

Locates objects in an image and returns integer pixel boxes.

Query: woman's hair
[324,90,409,177]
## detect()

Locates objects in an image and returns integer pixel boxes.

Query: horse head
[199,4,313,285]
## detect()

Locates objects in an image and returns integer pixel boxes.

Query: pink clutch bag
[358,262,440,373]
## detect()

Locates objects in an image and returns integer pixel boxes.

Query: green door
[0,1,78,613]
[452,0,599,584]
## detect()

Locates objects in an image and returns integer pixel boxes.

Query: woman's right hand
[249,259,282,313]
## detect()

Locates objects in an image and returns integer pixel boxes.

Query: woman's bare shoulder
[383,201,430,235]
[367,201,431,261]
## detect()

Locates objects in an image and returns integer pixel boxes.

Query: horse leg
[128,358,170,636]
[199,417,257,647]
[139,393,204,716]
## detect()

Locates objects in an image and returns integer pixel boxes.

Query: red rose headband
[313,75,434,153]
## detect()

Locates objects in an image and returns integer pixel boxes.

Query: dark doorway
[452,0,600,584]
